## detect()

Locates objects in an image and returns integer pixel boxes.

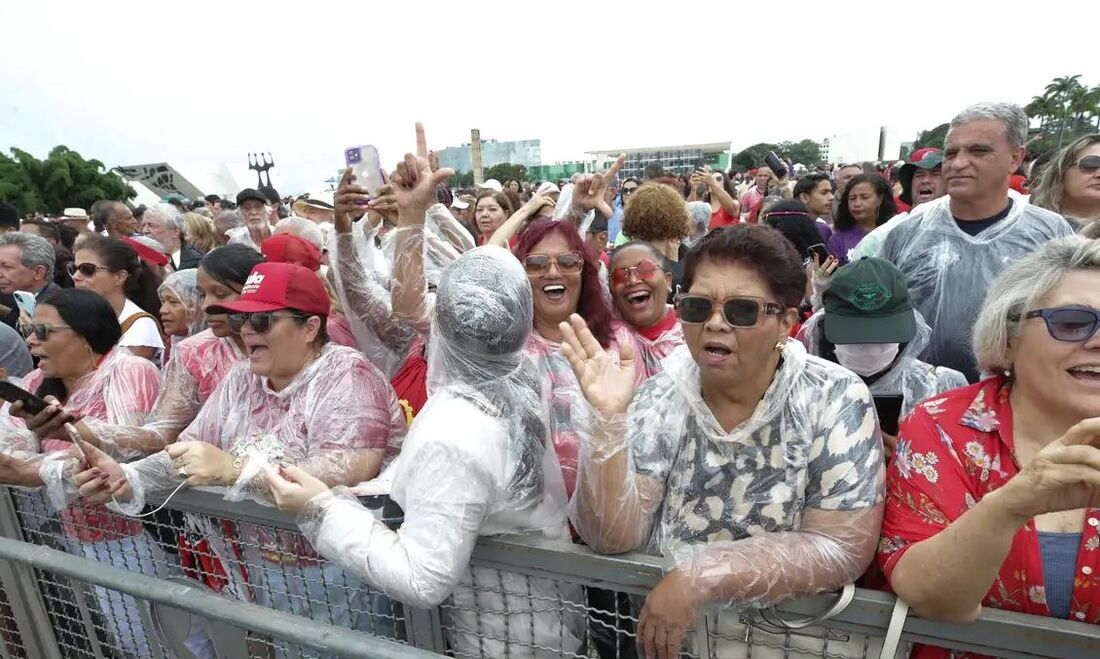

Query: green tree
[777,139,823,166]
[1044,74,1083,148]
[731,143,779,171]
[913,123,950,150]
[0,145,134,216]
[445,170,475,188]
[483,162,527,184]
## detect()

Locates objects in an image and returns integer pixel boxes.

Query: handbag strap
[878,596,910,659]
[759,582,856,630]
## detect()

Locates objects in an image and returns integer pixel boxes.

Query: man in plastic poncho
[879,102,1073,382]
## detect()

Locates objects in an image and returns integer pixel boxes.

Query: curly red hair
[513,219,613,348]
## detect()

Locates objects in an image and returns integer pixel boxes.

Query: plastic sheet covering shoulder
[878,194,1072,380]
[568,341,889,656]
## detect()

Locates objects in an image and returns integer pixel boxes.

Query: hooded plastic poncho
[798,309,969,420]
[298,247,583,658]
[570,341,885,611]
[879,194,1072,381]
[158,269,207,349]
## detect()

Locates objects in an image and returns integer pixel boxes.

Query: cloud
[2,0,1098,194]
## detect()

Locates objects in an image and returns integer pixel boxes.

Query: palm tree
[1045,74,1084,148]
[1025,94,1056,130]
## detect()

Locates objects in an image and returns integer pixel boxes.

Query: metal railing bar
[0,538,438,659]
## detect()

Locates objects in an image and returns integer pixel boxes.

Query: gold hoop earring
[774,341,786,353]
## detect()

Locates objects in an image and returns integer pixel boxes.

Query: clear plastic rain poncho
[159,269,208,349]
[84,329,246,460]
[798,309,968,420]
[624,310,685,382]
[879,194,1073,381]
[328,203,473,377]
[298,247,583,658]
[111,343,406,516]
[570,341,885,611]
[0,349,160,540]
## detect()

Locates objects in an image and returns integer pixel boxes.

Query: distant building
[438,138,542,173]
[818,127,903,165]
[528,161,593,182]
[586,142,732,180]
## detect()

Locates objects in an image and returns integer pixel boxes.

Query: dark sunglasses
[1072,155,1100,174]
[676,294,784,327]
[610,260,664,287]
[228,311,310,334]
[621,186,638,196]
[523,252,584,275]
[20,323,72,341]
[67,262,115,278]
[1013,306,1100,342]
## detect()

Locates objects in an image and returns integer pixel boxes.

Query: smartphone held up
[344,145,385,200]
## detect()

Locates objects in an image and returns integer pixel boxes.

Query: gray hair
[213,210,243,230]
[146,203,185,236]
[973,236,1100,372]
[949,102,1029,150]
[274,215,324,250]
[0,232,55,283]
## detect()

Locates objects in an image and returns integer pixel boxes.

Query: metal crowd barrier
[0,485,1096,659]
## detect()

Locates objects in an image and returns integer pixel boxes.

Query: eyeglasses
[1071,155,1100,174]
[67,262,115,278]
[610,260,664,287]
[227,311,310,334]
[1013,306,1100,342]
[523,252,584,275]
[621,186,638,196]
[21,323,72,341]
[675,294,785,327]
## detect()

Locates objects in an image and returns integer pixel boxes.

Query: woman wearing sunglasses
[0,288,164,657]
[561,224,885,659]
[1030,134,1100,230]
[69,235,164,362]
[879,237,1100,656]
[608,241,683,381]
[74,261,407,640]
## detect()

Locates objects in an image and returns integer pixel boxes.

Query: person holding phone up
[797,257,967,457]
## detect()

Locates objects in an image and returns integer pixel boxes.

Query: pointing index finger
[605,153,626,181]
[415,122,428,159]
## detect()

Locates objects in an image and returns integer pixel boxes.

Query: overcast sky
[3,0,1099,195]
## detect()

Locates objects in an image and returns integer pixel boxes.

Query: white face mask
[834,343,900,377]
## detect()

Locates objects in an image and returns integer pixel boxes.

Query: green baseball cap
[823,257,917,344]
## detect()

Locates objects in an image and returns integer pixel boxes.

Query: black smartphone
[806,243,831,262]
[765,151,789,179]
[0,381,50,415]
[873,395,905,436]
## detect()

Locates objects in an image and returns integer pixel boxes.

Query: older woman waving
[879,236,1100,658]
[562,224,885,659]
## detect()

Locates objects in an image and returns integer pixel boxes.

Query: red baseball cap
[207,262,330,317]
[122,236,169,268]
[261,233,321,272]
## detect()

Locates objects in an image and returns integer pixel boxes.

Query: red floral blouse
[878,376,1100,659]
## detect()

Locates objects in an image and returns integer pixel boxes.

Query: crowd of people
[0,100,1098,659]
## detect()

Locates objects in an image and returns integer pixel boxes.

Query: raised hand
[390,122,456,226]
[559,314,637,417]
[994,418,1100,522]
[333,168,370,234]
[572,154,626,218]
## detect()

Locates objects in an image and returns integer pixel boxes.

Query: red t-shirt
[708,206,738,229]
